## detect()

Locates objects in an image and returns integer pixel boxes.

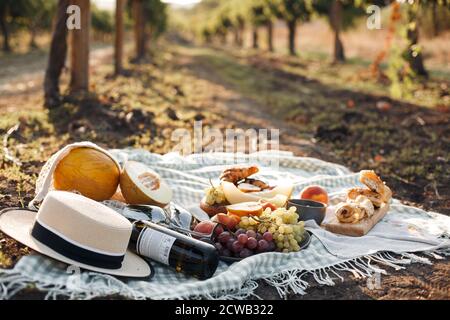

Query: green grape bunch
[238,206,305,253]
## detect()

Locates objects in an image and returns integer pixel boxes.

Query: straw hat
[0,191,152,278]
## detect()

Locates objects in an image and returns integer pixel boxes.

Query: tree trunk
[145,22,152,53]
[238,22,244,47]
[267,20,274,52]
[221,33,227,45]
[114,0,126,74]
[287,20,297,56]
[69,0,90,94]
[29,29,38,49]
[29,10,45,50]
[333,33,345,62]
[29,20,39,49]
[431,1,439,37]
[44,0,70,108]
[330,0,345,62]
[252,27,259,49]
[405,6,428,77]
[0,6,11,52]
[132,0,146,61]
[233,28,240,47]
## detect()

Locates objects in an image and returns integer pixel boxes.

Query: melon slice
[120,161,172,207]
[221,180,293,205]
[263,194,289,208]
[237,183,261,193]
[227,202,263,217]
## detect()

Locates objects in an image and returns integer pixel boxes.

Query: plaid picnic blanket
[1,150,449,300]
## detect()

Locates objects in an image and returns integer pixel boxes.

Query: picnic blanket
[1,149,449,300]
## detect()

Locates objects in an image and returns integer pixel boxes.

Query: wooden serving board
[322,203,390,237]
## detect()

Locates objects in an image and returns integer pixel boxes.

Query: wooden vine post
[330,0,345,62]
[132,0,146,61]
[267,20,274,52]
[69,0,90,94]
[44,0,70,107]
[252,27,259,49]
[115,0,127,74]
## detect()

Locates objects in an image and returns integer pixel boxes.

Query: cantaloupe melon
[53,147,120,201]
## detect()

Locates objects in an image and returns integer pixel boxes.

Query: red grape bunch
[214,228,276,258]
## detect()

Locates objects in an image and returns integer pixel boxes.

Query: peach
[299,185,329,205]
[211,213,240,230]
[227,214,240,230]
[261,201,277,212]
[193,221,217,235]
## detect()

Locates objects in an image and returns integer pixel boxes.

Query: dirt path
[172,45,331,161]
[0,44,115,111]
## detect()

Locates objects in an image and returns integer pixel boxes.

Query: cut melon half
[120,161,172,207]
[221,180,293,205]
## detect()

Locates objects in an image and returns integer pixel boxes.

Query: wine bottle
[130,220,219,280]
[104,200,168,223]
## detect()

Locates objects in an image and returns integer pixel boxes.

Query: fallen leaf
[347,99,355,109]
[374,154,385,163]
[376,101,392,111]
[436,105,449,113]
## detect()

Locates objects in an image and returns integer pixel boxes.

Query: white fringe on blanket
[1,249,448,300]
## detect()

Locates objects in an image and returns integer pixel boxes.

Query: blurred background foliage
[0,0,168,50]
[0,0,448,99]
[170,0,450,97]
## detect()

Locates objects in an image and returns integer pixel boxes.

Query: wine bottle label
[137,228,176,265]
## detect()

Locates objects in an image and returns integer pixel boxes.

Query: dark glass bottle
[117,205,168,223]
[130,220,219,280]
[106,201,193,229]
